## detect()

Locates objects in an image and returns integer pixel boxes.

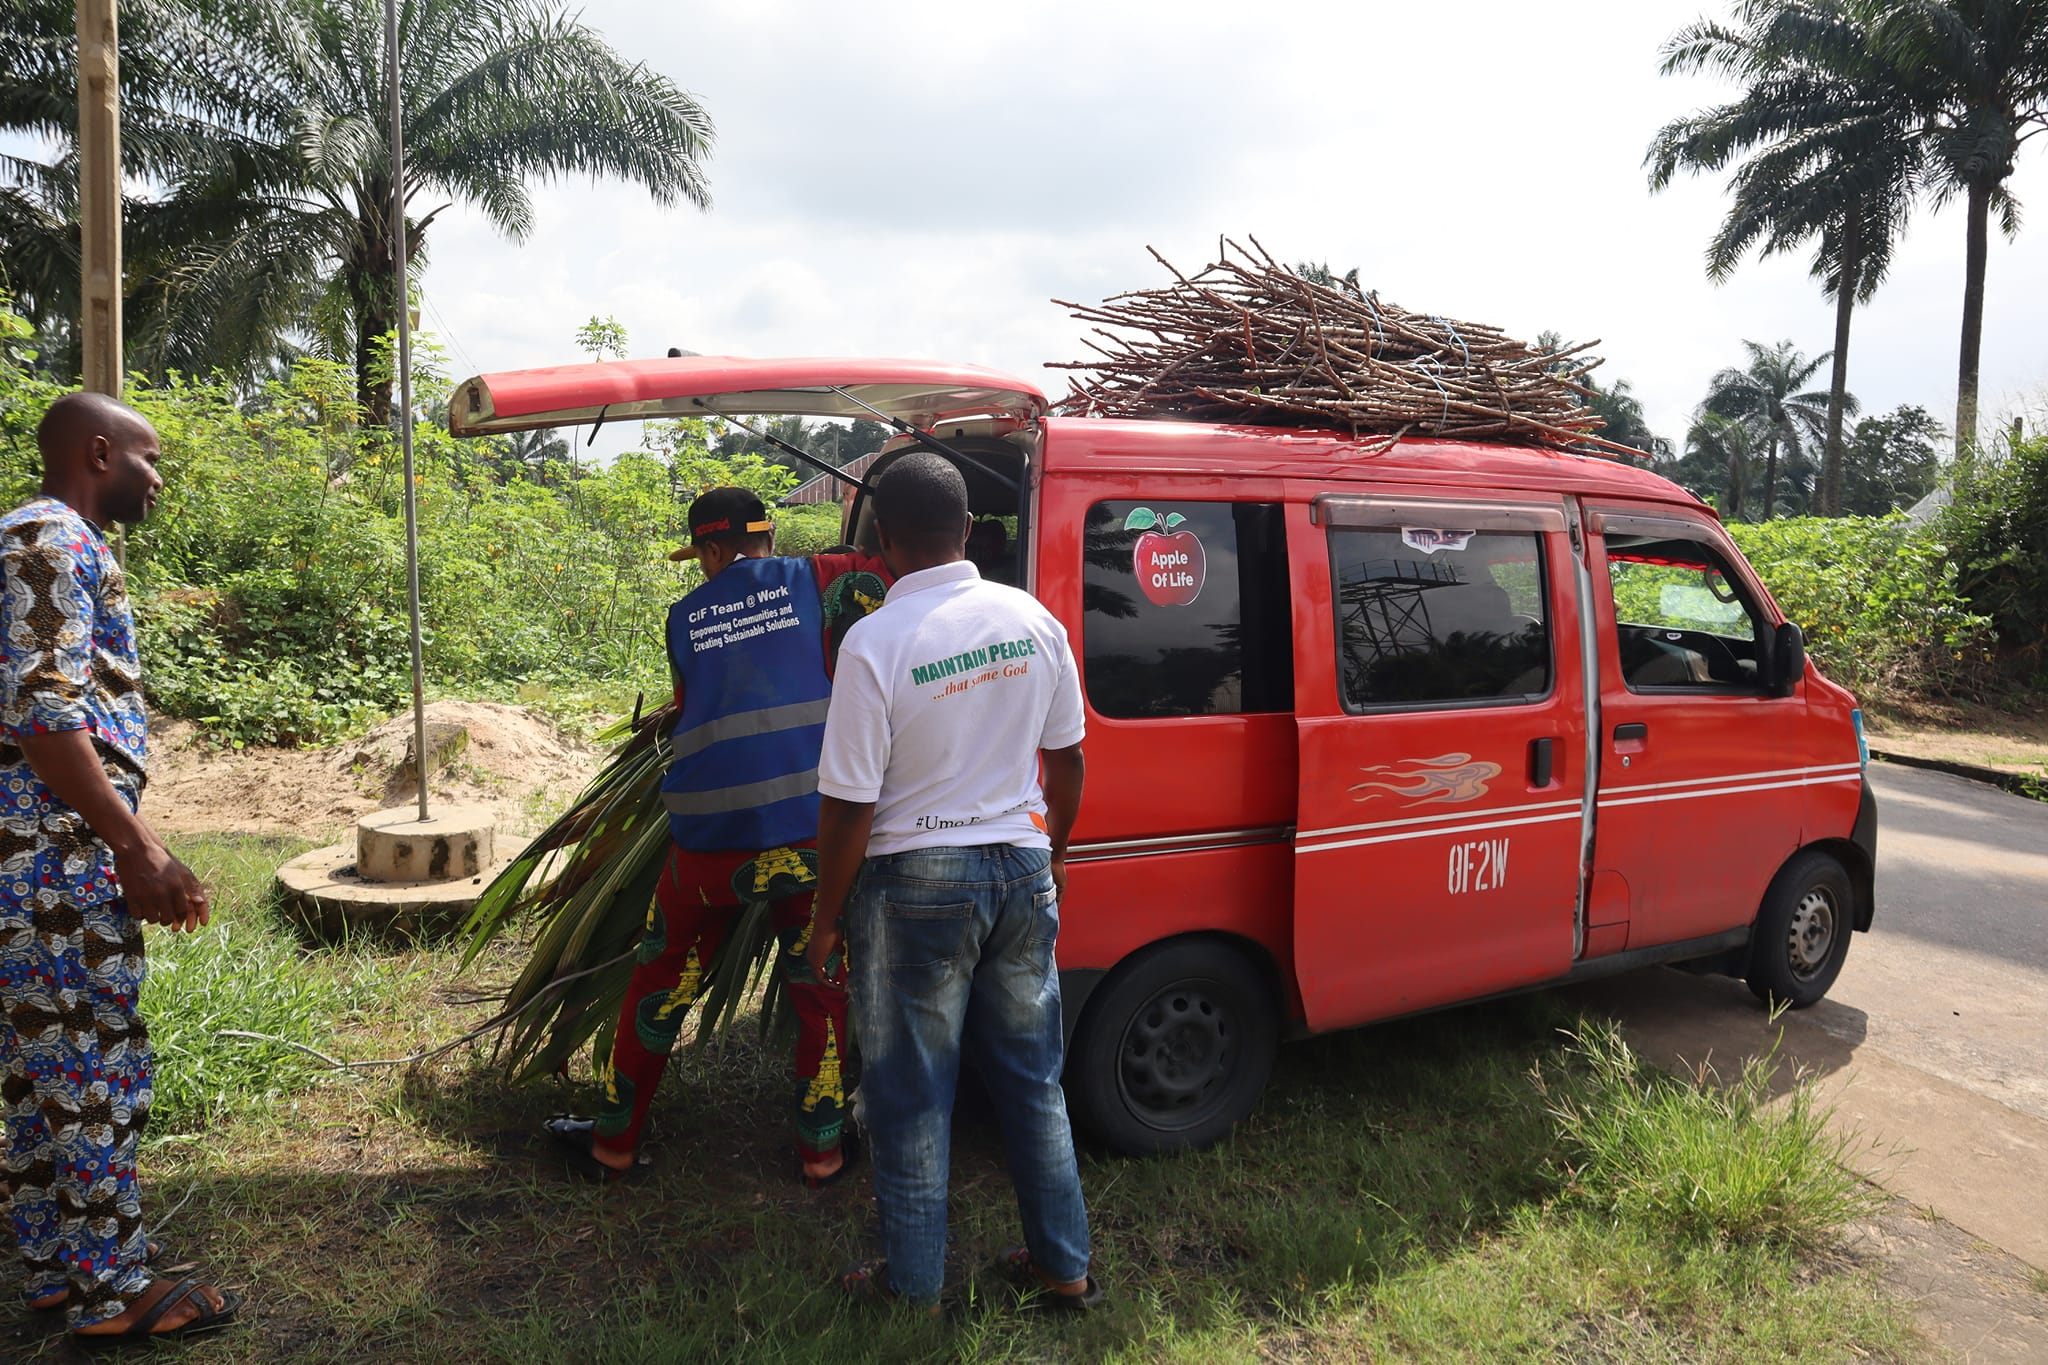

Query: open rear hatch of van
[447,356,1047,437]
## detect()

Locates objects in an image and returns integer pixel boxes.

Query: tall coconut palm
[1866,0,2048,455]
[1700,340,1844,519]
[4,0,714,421]
[1649,0,1922,514]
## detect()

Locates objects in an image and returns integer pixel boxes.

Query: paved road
[1568,760,2048,1276]
[1830,762,2048,1123]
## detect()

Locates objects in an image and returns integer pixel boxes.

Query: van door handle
[1529,737,1554,786]
[1613,723,1648,742]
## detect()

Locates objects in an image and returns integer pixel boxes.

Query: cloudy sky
[414,0,2048,457]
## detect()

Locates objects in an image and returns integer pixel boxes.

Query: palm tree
[1866,0,2048,454]
[1583,377,1672,460]
[4,0,714,423]
[1678,412,1763,516]
[503,426,569,486]
[1700,340,1844,519]
[0,0,278,375]
[1534,332,1671,461]
[1648,0,1922,514]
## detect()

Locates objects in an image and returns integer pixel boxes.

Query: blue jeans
[848,844,1090,1303]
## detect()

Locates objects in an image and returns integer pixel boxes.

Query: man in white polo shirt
[804,452,1096,1312]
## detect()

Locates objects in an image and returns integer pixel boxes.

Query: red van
[450,355,1877,1154]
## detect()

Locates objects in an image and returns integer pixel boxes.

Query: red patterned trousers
[591,843,850,1162]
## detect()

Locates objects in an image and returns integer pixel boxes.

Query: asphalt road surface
[1829,762,2048,1124]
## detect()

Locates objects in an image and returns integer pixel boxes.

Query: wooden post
[75,0,121,396]
[77,0,127,569]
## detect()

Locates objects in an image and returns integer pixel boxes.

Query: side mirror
[1772,621,1806,695]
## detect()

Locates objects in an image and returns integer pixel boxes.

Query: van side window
[1605,535,1768,690]
[1328,529,1551,709]
[1081,501,1292,719]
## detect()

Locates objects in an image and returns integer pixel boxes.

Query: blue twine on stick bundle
[1408,355,1452,429]
[1431,316,1471,368]
[1362,293,1388,349]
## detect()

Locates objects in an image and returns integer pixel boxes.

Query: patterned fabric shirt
[0,496,148,911]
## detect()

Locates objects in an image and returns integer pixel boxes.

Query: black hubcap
[1116,983,1235,1129]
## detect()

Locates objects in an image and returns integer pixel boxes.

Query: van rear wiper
[693,402,877,496]
[824,387,1022,493]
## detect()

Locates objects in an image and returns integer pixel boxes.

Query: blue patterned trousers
[0,893,153,1328]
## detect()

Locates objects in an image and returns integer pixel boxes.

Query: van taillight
[1851,709,1869,769]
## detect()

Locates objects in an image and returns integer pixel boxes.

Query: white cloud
[417,0,2048,460]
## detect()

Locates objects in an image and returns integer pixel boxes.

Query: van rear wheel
[1065,939,1277,1155]
[1745,849,1853,1009]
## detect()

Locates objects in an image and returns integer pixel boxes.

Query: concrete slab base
[275,834,529,940]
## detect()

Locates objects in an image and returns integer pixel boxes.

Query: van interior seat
[1429,580,1516,640]
[1620,628,1712,686]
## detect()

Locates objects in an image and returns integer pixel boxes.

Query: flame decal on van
[1349,753,1501,806]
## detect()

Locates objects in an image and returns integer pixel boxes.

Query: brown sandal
[72,1273,243,1343]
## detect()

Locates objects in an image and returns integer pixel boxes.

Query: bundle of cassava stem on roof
[1051,236,1639,457]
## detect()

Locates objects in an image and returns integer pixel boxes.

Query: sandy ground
[142,700,604,841]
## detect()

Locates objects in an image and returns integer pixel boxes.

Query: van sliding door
[1290,495,1587,1032]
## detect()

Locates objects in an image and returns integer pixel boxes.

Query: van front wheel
[1065,939,1277,1155]
[1745,849,1853,1009]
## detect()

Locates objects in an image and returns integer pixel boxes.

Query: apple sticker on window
[1125,507,1206,606]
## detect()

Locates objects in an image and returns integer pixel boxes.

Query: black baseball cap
[669,486,773,562]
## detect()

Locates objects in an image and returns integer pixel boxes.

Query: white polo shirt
[817,559,1085,856]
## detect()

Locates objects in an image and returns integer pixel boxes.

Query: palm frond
[461,702,679,1079]
[690,893,792,1050]
[459,692,816,1080]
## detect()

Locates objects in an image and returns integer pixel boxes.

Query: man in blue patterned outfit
[0,393,237,1341]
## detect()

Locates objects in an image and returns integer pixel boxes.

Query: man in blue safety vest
[544,486,887,1186]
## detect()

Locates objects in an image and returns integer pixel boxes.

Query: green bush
[0,296,801,745]
[1728,516,1994,701]
[1940,434,2048,681]
[772,502,848,555]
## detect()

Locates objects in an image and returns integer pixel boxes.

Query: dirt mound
[145,700,605,839]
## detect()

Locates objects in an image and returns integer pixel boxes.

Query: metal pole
[76,0,125,569]
[385,0,429,821]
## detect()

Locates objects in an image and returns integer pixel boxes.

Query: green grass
[142,833,403,1135]
[75,834,1925,1364]
[1540,1020,1879,1247]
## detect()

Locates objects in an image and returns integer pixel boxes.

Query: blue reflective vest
[660,557,831,851]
